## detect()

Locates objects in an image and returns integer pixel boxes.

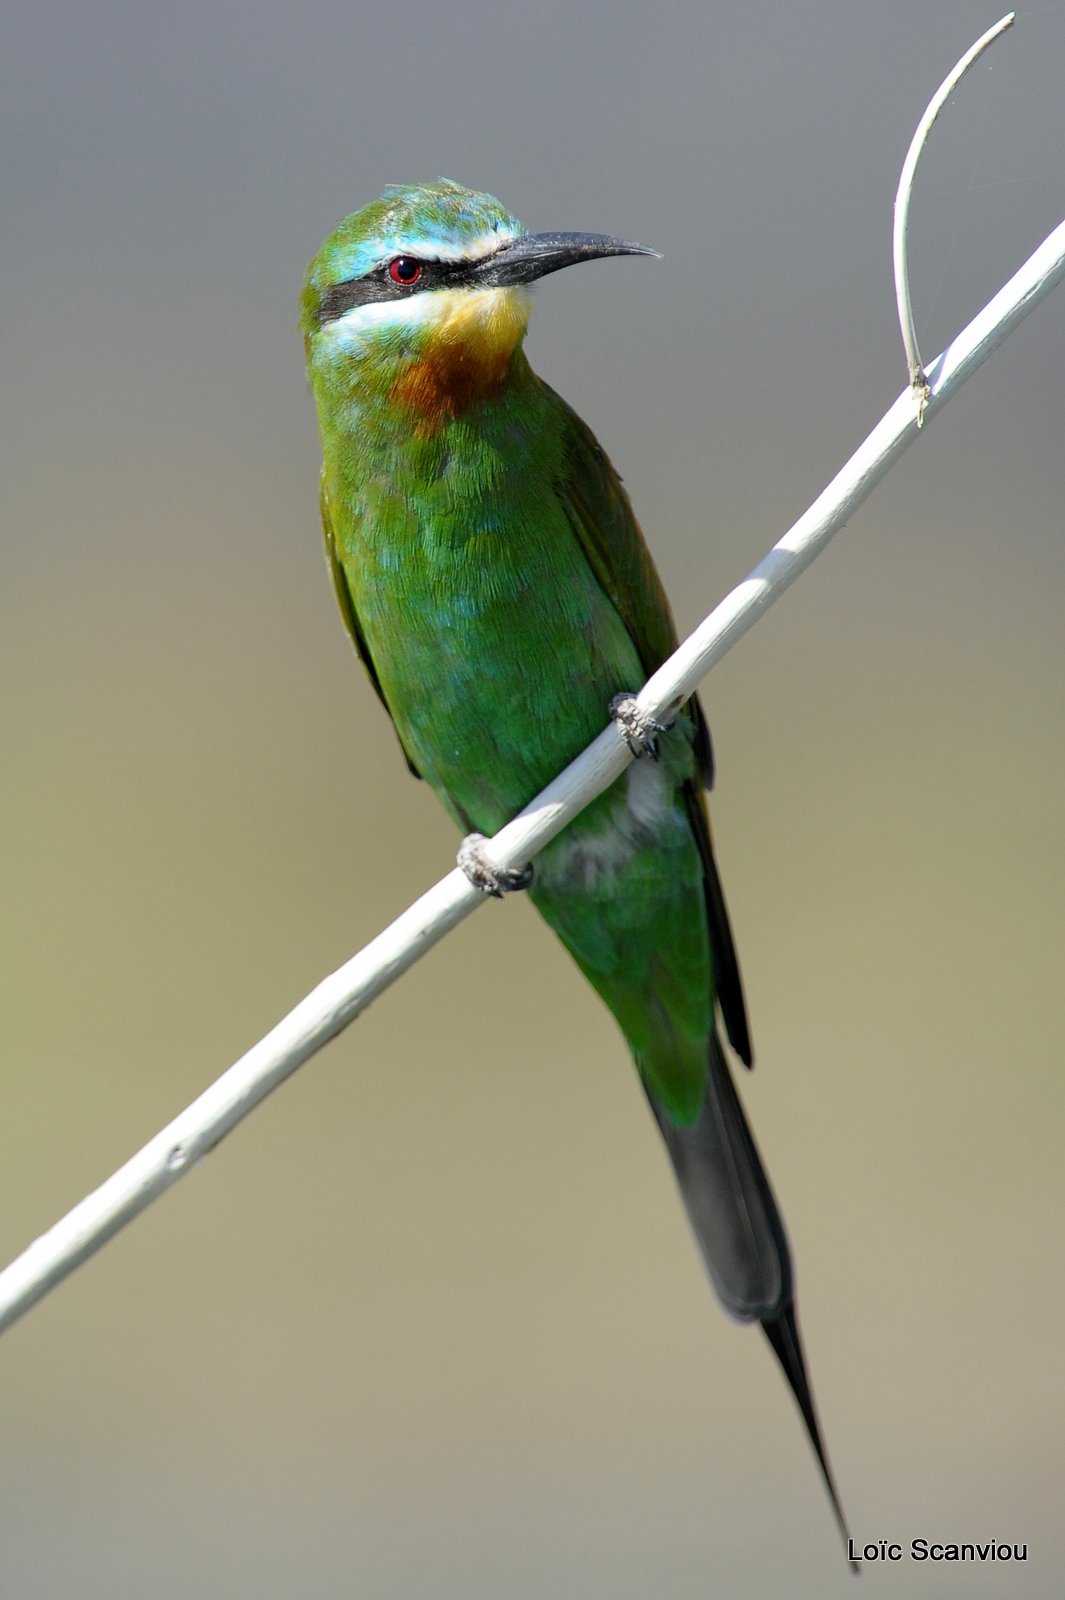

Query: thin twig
[893,12,1015,424]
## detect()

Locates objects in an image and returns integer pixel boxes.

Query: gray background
[3,2,1064,1595]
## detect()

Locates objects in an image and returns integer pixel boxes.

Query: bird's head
[301,179,657,425]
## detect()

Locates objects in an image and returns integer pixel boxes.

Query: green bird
[301,179,849,1553]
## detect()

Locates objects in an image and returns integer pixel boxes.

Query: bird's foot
[457,833,534,898]
[609,693,666,761]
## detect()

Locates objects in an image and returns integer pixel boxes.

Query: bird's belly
[540,755,673,888]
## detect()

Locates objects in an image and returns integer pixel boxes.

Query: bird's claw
[609,693,666,760]
[457,833,534,898]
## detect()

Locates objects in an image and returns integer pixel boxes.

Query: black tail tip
[762,1303,856,1570]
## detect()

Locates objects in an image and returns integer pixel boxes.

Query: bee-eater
[301,179,849,1554]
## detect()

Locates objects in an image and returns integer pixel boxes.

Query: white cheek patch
[321,292,445,352]
[319,285,532,359]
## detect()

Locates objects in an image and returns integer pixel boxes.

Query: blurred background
[3,2,1064,1594]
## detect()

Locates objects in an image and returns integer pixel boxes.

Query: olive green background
[3,2,1064,1595]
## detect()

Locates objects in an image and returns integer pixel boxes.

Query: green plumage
[317,344,715,1123]
[301,182,849,1552]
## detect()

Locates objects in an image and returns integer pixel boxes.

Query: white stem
[2,206,1065,1340]
[893,12,1015,421]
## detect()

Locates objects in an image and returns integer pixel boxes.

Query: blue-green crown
[301,180,524,334]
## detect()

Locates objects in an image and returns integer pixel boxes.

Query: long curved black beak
[473,230,660,288]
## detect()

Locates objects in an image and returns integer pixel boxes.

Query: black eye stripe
[315,255,485,327]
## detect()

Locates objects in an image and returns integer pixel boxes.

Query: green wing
[320,478,422,780]
[550,386,684,686]
[550,384,751,1065]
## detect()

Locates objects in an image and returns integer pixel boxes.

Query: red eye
[388,257,422,285]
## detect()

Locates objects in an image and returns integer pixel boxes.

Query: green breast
[324,366,645,833]
[315,345,713,1125]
